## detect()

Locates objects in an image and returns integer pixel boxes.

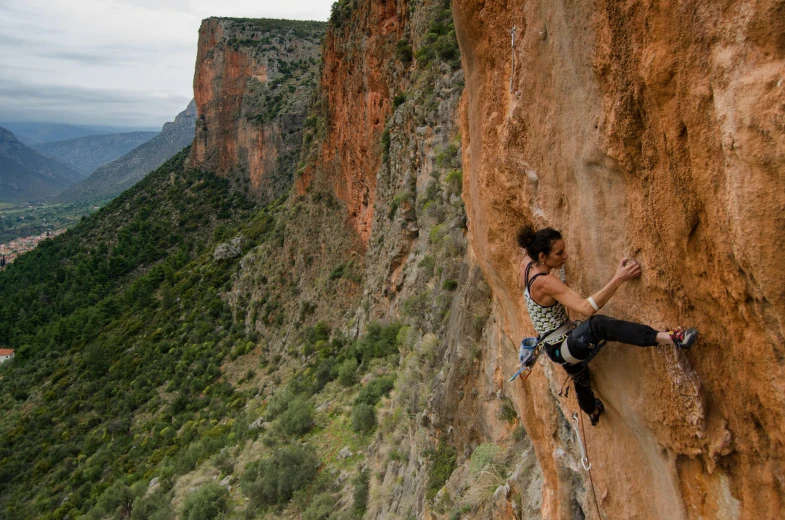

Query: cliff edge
[190,18,325,203]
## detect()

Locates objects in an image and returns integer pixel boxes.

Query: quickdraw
[509,26,516,93]
[572,412,591,470]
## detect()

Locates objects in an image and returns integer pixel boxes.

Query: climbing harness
[509,318,577,382]
[509,26,516,93]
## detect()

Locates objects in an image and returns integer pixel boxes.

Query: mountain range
[0,121,159,146]
[33,131,159,176]
[51,100,197,203]
[0,127,81,203]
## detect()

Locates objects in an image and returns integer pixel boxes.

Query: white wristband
[587,296,600,311]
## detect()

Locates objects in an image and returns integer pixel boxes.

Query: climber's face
[541,239,567,268]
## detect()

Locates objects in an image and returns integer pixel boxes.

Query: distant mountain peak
[0,126,82,202]
[51,100,197,204]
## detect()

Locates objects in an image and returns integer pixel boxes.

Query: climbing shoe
[589,399,604,427]
[670,328,699,350]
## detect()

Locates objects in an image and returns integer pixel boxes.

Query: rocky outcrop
[190,18,325,203]
[52,101,197,203]
[453,0,785,518]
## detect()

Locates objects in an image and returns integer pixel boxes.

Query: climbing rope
[572,409,603,519]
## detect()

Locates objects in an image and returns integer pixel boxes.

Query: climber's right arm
[546,258,640,316]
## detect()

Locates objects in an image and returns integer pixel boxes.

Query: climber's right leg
[587,315,659,346]
[585,315,699,350]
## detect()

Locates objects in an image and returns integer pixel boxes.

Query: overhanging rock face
[453,0,785,517]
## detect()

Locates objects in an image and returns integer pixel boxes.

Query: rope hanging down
[572,411,603,518]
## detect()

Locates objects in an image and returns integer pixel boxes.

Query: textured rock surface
[52,101,197,203]
[453,0,785,518]
[294,1,405,242]
[190,18,325,203]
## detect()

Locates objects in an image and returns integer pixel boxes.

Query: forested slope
[0,149,260,517]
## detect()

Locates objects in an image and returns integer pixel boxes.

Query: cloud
[0,78,191,126]
[0,0,334,127]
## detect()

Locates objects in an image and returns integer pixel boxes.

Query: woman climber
[516,225,698,426]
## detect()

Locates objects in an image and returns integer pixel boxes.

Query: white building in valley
[0,349,14,363]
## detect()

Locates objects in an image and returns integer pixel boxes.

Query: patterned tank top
[524,263,569,338]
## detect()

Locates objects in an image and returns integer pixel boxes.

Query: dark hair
[517,225,562,259]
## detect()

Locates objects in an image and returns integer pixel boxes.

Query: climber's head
[517,225,567,267]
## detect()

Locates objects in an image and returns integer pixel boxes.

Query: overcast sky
[0,0,334,129]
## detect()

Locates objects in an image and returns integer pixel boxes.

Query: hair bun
[517,225,536,249]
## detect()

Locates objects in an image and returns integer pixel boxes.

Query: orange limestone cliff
[191,18,325,202]
[295,1,406,243]
[454,0,784,518]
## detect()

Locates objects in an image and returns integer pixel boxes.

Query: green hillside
[0,148,259,517]
[0,145,382,520]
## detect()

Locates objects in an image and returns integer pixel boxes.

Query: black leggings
[562,315,660,415]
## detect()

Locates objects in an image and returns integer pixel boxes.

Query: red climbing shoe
[589,399,604,427]
[670,328,699,350]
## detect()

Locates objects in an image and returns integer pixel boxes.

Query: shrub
[131,490,174,520]
[499,397,517,424]
[265,386,295,420]
[402,292,429,318]
[351,403,377,433]
[395,39,413,63]
[305,321,330,345]
[388,191,411,219]
[329,263,346,280]
[469,444,502,475]
[356,322,402,361]
[302,491,336,520]
[426,440,457,500]
[337,357,359,386]
[355,376,395,406]
[313,357,337,391]
[429,224,447,244]
[241,444,320,508]
[445,169,462,195]
[352,469,370,516]
[442,279,458,291]
[276,396,314,436]
[381,128,391,161]
[181,483,229,520]
[419,255,436,278]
